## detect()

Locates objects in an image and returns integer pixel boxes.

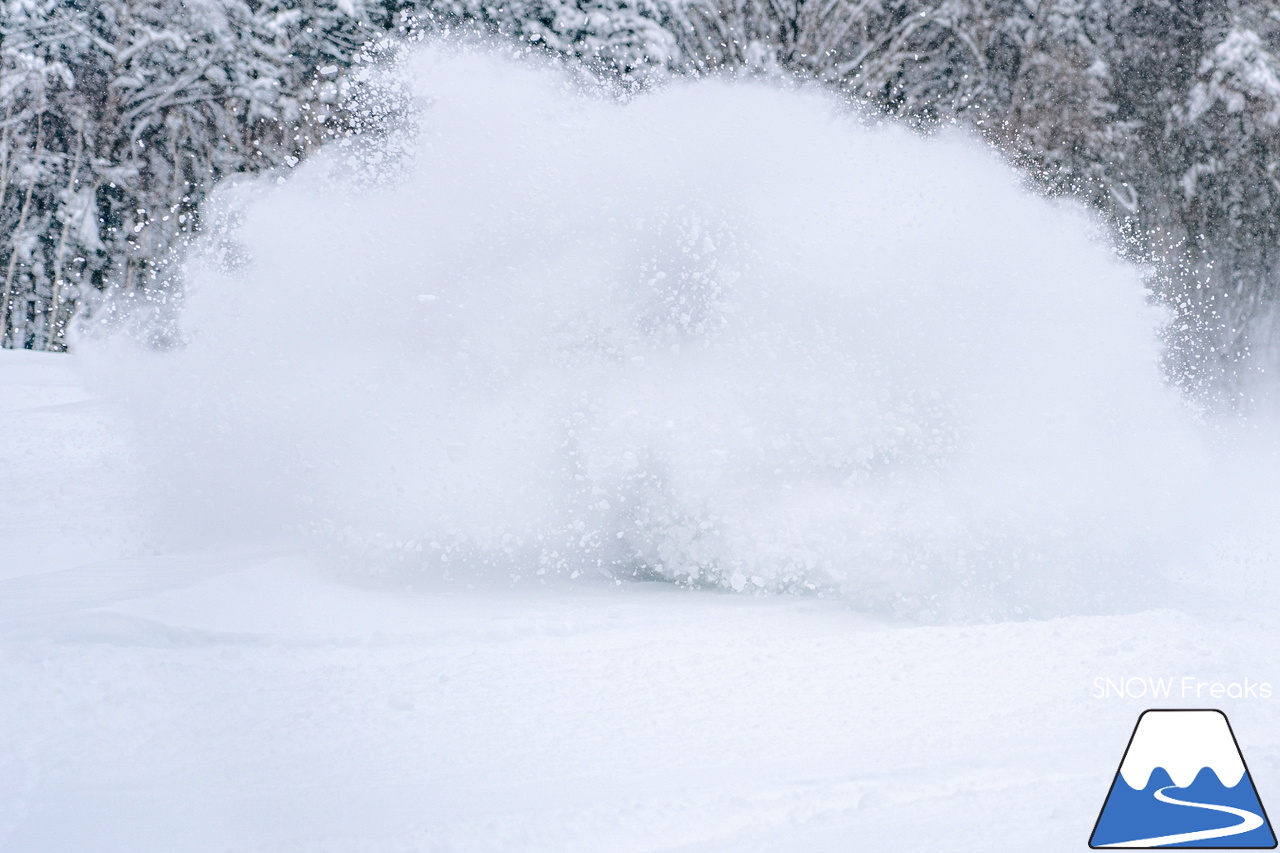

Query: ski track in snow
[3,349,1280,851]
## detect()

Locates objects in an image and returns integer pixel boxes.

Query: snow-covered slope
[0,351,142,582]
[4,349,1280,852]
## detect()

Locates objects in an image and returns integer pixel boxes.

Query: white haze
[86,44,1280,619]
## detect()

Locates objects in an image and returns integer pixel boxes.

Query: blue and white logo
[1090,709,1276,848]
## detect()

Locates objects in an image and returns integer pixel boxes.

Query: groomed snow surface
[6,45,1280,851]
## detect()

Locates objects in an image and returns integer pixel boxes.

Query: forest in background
[5,0,1280,402]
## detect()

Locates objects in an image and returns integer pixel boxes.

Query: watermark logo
[1092,677,1273,701]
[1089,709,1276,848]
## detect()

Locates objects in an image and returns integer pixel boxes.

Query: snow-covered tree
[1156,24,1280,394]
[0,0,373,349]
[9,0,1280,401]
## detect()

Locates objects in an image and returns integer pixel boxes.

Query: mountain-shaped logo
[1090,709,1277,848]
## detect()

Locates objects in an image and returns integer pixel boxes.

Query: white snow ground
[4,349,1280,852]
